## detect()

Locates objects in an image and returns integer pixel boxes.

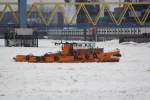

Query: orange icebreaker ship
[14,43,121,63]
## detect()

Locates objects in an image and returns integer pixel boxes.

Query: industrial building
[0,7,64,26]
[75,0,102,24]
[125,0,150,23]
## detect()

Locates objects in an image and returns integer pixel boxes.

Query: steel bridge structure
[0,1,150,43]
[0,1,150,27]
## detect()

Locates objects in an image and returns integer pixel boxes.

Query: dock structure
[0,1,150,43]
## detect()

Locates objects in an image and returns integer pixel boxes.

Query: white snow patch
[0,39,150,100]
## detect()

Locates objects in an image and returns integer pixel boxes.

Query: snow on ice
[0,39,150,100]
